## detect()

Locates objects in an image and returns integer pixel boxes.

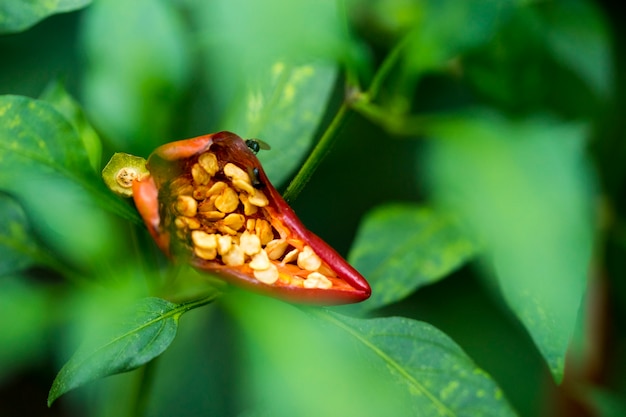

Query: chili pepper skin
[132,131,371,305]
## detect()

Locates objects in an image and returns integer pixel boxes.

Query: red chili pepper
[132,131,371,305]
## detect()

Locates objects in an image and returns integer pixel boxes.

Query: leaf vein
[318,311,456,417]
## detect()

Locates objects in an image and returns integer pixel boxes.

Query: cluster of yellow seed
[167,151,334,289]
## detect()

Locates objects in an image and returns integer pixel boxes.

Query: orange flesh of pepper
[132,131,371,305]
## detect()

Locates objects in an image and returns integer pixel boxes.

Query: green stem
[282,102,351,203]
[351,100,431,136]
[337,0,361,92]
[127,292,220,416]
[131,358,158,417]
[365,29,414,100]
[177,291,222,313]
[281,27,416,202]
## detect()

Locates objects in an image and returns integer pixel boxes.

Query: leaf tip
[47,380,62,408]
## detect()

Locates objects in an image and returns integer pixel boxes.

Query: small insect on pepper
[131,131,371,305]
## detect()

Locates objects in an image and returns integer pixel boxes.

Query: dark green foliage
[1,0,623,416]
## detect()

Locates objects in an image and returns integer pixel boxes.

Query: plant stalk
[281,27,415,202]
[128,291,220,416]
[282,102,350,203]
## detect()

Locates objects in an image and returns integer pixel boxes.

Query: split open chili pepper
[131,131,371,305]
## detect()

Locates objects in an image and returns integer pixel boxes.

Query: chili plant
[1,1,623,416]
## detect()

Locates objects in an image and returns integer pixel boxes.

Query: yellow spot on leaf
[279,65,315,106]
[8,116,20,129]
[0,102,11,117]
[246,90,264,125]
[282,84,296,104]
[439,380,459,400]
[292,65,314,82]
[271,62,285,80]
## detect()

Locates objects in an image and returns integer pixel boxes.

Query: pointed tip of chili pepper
[132,131,371,305]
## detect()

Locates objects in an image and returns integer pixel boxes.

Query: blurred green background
[1,0,625,416]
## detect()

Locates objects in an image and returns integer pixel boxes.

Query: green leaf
[0,95,136,213]
[48,292,220,406]
[225,291,413,417]
[0,95,139,268]
[537,0,612,98]
[225,291,515,417]
[48,297,181,406]
[320,311,517,417]
[348,203,477,311]
[462,1,612,118]
[358,0,521,117]
[404,0,519,73]
[0,95,93,181]
[80,0,190,154]
[0,277,50,382]
[0,193,69,276]
[223,61,338,186]
[425,111,594,383]
[197,0,347,88]
[346,0,424,42]
[587,388,626,417]
[0,194,44,275]
[195,0,349,186]
[0,0,91,34]
[40,80,102,172]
